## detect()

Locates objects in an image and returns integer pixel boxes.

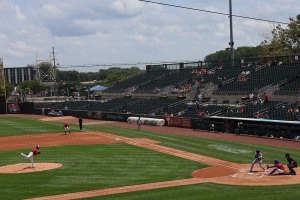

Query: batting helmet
[274,160,280,164]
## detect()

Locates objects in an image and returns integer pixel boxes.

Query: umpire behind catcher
[285,153,297,175]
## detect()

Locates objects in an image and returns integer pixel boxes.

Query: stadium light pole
[229,0,234,67]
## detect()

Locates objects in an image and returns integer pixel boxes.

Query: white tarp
[127,117,165,126]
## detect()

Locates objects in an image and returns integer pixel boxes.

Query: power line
[58,60,200,69]
[138,0,289,25]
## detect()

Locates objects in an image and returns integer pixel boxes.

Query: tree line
[6,67,142,96]
[205,15,300,64]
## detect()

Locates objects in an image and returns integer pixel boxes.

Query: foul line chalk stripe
[93,132,240,171]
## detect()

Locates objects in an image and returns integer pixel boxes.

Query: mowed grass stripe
[0,144,206,199]
[86,126,300,164]
[0,116,65,136]
[83,183,300,200]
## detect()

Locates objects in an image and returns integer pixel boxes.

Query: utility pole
[52,47,57,96]
[52,47,56,70]
[229,0,234,67]
[0,58,7,114]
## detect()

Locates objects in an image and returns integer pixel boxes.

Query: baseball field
[0,114,300,200]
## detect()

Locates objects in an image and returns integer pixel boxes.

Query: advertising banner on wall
[7,103,20,114]
[87,111,103,120]
[102,113,130,122]
[168,117,192,128]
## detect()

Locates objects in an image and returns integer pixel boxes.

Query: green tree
[18,80,44,94]
[261,15,300,57]
[102,67,142,86]
[204,46,262,66]
[57,70,79,82]
[5,80,14,96]
[56,67,142,88]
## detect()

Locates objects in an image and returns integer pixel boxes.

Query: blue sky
[0,0,299,71]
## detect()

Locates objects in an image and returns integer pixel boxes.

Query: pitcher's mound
[0,163,62,174]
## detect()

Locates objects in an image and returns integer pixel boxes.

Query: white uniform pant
[21,152,35,168]
[250,159,265,171]
[269,168,285,175]
[64,126,70,133]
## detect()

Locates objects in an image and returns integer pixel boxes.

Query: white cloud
[111,0,143,16]
[14,5,26,20]
[6,41,36,58]
[0,0,299,70]
[40,4,66,19]
[0,33,6,42]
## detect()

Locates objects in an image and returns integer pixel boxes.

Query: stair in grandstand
[152,99,187,115]
[254,63,268,72]
[200,82,218,96]
[158,85,176,95]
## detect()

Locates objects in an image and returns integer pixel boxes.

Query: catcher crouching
[267,160,286,175]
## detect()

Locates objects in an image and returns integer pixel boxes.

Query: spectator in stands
[256,112,262,118]
[259,98,264,104]
[249,93,254,100]
[207,70,214,74]
[188,104,193,112]
[236,121,243,134]
[150,111,155,116]
[209,123,215,131]
[263,92,269,103]
[58,111,63,116]
[197,111,205,116]
[165,115,171,126]
[238,107,245,113]
[198,93,203,102]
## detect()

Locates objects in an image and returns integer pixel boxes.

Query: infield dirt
[2,114,299,200]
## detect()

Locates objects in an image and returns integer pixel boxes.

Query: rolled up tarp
[127,117,165,126]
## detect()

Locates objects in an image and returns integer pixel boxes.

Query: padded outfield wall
[15,102,300,140]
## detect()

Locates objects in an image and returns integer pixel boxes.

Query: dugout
[193,116,300,139]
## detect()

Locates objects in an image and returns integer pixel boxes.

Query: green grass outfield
[85,183,300,200]
[86,125,300,164]
[0,144,205,199]
[0,116,300,199]
[0,116,66,136]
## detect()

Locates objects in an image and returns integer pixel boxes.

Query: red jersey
[64,123,69,127]
[275,163,285,170]
[32,148,40,155]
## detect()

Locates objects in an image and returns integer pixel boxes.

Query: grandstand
[8,55,300,140]
[33,58,300,119]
